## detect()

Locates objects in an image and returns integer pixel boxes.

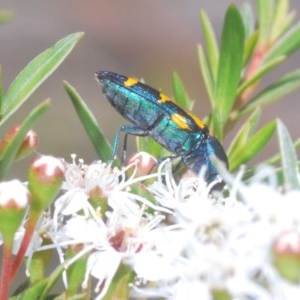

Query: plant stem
[11,215,36,280]
[0,244,13,300]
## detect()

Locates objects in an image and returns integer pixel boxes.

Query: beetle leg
[110,125,150,162]
[119,114,170,163]
[122,133,129,163]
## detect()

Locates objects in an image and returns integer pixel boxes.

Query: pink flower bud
[28,155,65,212]
[272,230,300,283]
[0,125,38,160]
[0,180,30,237]
[0,180,29,209]
[127,152,157,176]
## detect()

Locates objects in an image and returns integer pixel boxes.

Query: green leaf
[256,0,274,43]
[29,245,53,284]
[243,31,259,66]
[266,21,300,61]
[38,259,73,299]
[11,263,70,300]
[172,72,192,109]
[14,279,49,300]
[200,10,219,82]
[277,119,300,190]
[227,108,261,159]
[229,120,276,171]
[238,69,300,117]
[213,4,245,139]
[269,0,291,41]
[53,294,86,300]
[198,44,215,106]
[136,135,167,158]
[0,100,50,180]
[265,138,300,165]
[237,55,286,96]
[241,3,255,37]
[102,264,135,300]
[0,32,84,126]
[64,81,112,161]
[66,248,87,296]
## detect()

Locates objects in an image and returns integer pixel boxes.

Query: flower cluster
[7,155,296,299]
[1,154,300,299]
[42,155,172,298]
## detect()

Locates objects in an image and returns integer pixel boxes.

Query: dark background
[1,0,300,179]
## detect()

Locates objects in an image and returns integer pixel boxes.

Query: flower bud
[28,155,65,212]
[0,125,38,160]
[127,151,157,176]
[211,288,231,300]
[0,180,30,239]
[272,230,300,283]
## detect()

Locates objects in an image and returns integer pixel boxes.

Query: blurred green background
[1,0,300,179]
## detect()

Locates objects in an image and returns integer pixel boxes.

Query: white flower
[54,156,168,223]
[132,164,300,299]
[47,157,171,299]
[23,155,300,299]
[54,156,120,218]
[57,207,166,299]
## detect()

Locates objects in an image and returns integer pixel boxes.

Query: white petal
[88,250,122,298]
[134,252,176,281]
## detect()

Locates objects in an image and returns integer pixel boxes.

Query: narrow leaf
[227,108,261,159]
[102,264,134,300]
[239,69,300,117]
[0,100,50,180]
[213,4,245,139]
[29,247,52,284]
[229,120,276,171]
[0,32,84,126]
[277,119,300,190]
[136,136,166,158]
[237,55,286,96]
[200,10,219,82]
[198,44,215,106]
[64,81,112,161]
[266,21,300,61]
[39,260,72,300]
[16,280,49,300]
[256,0,274,42]
[172,72,192,109]
[265,138,300,165]
[241,3,255,37]
[243,31,259,66]
[66,248,87,296]
[269,0,290,41]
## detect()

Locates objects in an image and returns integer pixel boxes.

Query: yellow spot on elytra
[158,93,206,130]
[124,77,138,87]
[171,113,191,130]
[186,110,206,129]
[158,92,173,103]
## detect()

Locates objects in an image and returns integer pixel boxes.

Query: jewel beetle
[96,71,228,184]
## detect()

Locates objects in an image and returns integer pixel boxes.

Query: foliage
[0,1,300,299]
